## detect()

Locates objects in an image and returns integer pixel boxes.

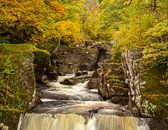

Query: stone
[87,63,128,100]
[0,123,4,128]
[60,79,74,85]
[75,71,88,76]
[51,45,99,74]
[122,49,143,115]
[2,126,9,130]
[0,44,36,129]
[61,71,93,85]
[44,65,58,81]
[122,49,168,119]
[111,96,129,106]
[33,48,50,83]
[148,118,168,129]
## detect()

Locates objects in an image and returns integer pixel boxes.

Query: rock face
[147,118,168,129]
[121,49,168,119]
[0,44,52,130]
[51,43,129,105]
[51,42,114,75]
[121,49,143,116]
[87,63,129,105]
[51,46,99,75]
[0,44,36,129]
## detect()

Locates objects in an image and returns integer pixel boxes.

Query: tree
[0,0,65,48]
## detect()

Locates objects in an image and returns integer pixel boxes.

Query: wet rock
[44,65,58,81]
[75,71,88,76]
[111,96,129,106]
[87,70,101,89]
[60,79,74,85]
[61,72,93,85]
[147,118,168,129]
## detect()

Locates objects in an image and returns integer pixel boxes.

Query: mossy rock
[106,63,128,96]
[33,48,50,68]
[0,44,35,129]
[33,48,50,82]
[0,44,50,130]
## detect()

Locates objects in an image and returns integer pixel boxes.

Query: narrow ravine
[18,72,150,130]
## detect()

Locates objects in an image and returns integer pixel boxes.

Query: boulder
[33,48,51,83]
[0,44,36,129]
[111,96,129,106]
[51,45,99,75]
[147,118,168,129]
[87,63,129,103]
[60,71,93,85]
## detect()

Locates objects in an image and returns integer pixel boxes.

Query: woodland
[0,0,168,129]
[0,0,167,78]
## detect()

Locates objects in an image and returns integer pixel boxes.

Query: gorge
[15,42,168,130]
[0,0,168,129]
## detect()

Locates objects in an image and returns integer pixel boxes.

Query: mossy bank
[0,44,50,130]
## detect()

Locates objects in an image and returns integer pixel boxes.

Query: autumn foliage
[0,0,84,50]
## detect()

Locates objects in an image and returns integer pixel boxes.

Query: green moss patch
[0,44,50,129]
[0,44,36,129]
[33,48,50,68]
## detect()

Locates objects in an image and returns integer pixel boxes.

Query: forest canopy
[0,0,167,85]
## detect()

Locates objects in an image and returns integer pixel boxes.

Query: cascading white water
[41,73,102,101]
[18,73,151,130]
[19,114,150,130]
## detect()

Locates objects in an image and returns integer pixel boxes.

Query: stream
[18,72,150,130]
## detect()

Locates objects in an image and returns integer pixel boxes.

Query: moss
[103,63,129,96]
[112,86,129,93]
[0,44,50,130]
[106,64,127,90]
[0,44,36,129]
[109,75,126,87]
[33,48,50,68]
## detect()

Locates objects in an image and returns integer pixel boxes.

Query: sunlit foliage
[99,0,168,86]
[0,0,85,51]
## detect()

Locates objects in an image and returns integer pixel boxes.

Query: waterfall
[19,114,149,130]
[18,73,152,130]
